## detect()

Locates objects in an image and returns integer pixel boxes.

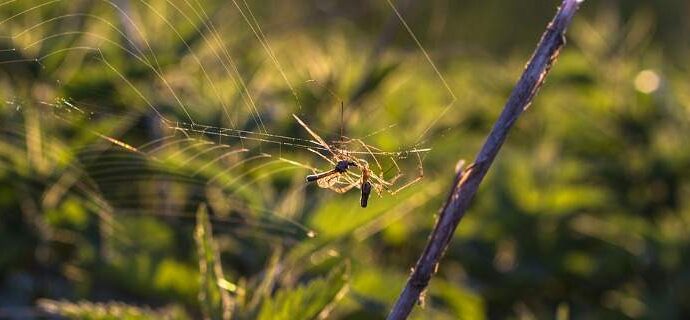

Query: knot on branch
[409,267,433,289]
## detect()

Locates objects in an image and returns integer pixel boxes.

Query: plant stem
[387,1,583,319]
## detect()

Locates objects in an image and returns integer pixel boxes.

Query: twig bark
[387,1,583,319]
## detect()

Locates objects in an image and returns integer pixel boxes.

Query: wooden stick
[387,1,583,318]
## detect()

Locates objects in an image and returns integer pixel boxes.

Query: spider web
[0,0,458,241]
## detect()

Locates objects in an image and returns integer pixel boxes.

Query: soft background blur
[1,0,689,319]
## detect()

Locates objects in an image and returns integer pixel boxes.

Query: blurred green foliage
[1,0,690,319]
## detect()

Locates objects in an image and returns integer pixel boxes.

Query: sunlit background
[1,0,689,319]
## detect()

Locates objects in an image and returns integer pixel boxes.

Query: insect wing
[317,172,341,189]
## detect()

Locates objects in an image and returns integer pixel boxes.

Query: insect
[292,113,423,208]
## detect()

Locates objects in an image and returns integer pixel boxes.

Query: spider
[292,114,423,208]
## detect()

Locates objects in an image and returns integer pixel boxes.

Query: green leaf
[195,204,235,320]
[257,262,349,320]
[37,299,190,320]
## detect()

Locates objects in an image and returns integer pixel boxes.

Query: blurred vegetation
[1,0,689,319]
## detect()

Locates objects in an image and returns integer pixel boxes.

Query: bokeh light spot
[634,69,660,94]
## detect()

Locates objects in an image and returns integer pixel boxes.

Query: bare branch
[387,1,584,319]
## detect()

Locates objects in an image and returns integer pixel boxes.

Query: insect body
[360,172,372,208]
[306,160,356,182]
